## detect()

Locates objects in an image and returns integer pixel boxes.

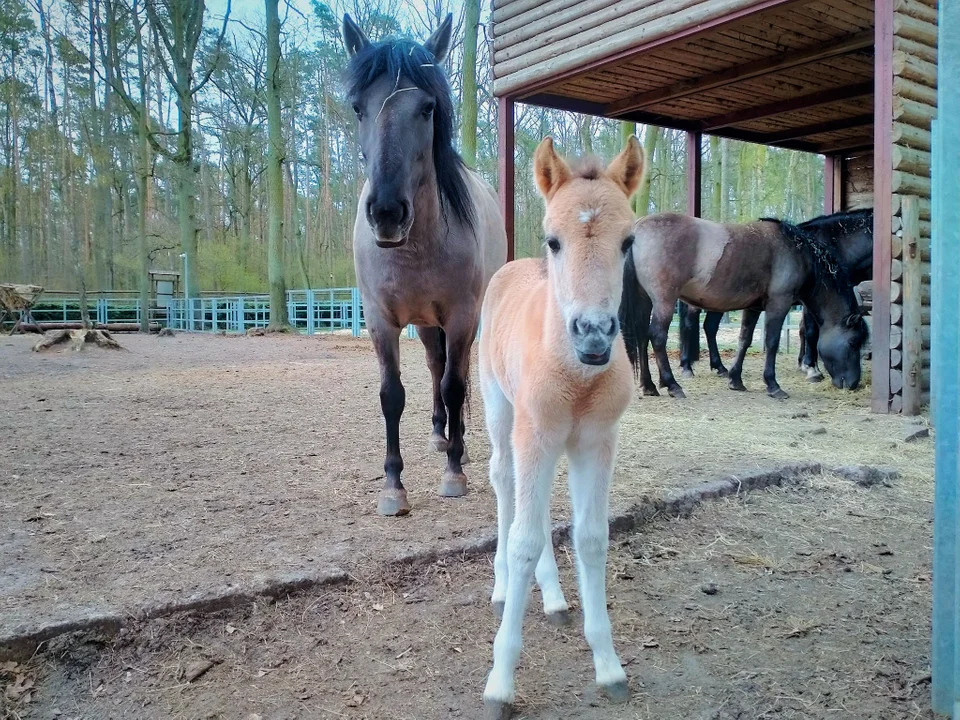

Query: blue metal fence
[931,3,959,717]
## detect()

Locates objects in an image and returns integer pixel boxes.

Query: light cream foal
[479,136,646,718]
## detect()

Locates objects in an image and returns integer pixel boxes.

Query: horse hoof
[642,385,660,397]
[729,382,747,392]
[546,608,571,627]
[484,699,514,720]
[439,470,468,498]
[806,371,824,383]
[377,488,411,516]
[429,433,448,453]
[681,367,694,378]
[768,388,790,400]
[601,680,631,704]
[668,386,686,399]
[491,600,504,618]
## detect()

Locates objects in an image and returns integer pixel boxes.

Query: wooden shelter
[491,0,938,414]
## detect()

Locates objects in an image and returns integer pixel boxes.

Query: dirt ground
[0,332,935,718]
[6,471,934,720]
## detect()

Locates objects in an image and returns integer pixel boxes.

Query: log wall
[885,0,936,414]
[490,0,767,96]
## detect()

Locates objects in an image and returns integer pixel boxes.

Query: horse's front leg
[761,301,792,399]
[483,411,561,718]
[370,325,409,516]
[438,319,475,497]
[703,311,728,376]
[678,302,699,377]
[727,308,761,392]
[567,426,629,702]
[649,300,685,398]
[798,307,824,383]
[418,326,449,452]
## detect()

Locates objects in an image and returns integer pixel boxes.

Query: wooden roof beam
[703,82,874,131]
[747,113,875,144]
[605,30,874,117]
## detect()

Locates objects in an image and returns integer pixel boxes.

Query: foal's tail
[619,250,650,380]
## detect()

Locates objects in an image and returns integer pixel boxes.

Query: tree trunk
[265,0,289,327]
[709,135,721,221]
[460,0,480,167]
[719,138,730,221]
[636,125,660,216]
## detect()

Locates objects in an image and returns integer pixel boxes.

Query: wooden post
[901,195,923,415]
[686,131,702,218]
[498,96,516,262]
[824,154,844,214]
[872,0,895,413]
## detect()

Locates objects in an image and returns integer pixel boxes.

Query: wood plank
[893,96,937,129]
[495,0,669,52]
[892,193,931,220]
[900,195,923,415]
[893,76,938,106]
[701,82,873,131]
[498,97,515,262]
[603,30,874,116]
[892,144,932,175]
[893,0,937,24]
[494,0,608,37]
[741,114,873,144]
[892,50,938,88]
[871,0,893,413]
[893,11,938,47]
[893,35,937,64]
[892,170,932,196]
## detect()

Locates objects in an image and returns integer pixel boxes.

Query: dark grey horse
[620,213,869,400]
[343,15,506,516]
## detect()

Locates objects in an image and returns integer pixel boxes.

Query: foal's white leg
[483,417,561,717]
[535,506,569,623]
[566,427,629,702]
[483,379,514,614]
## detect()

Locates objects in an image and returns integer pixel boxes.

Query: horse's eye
[546,237,560,254]
[422,102,436,118]
[352,104,363,121]
[621,234,635,253]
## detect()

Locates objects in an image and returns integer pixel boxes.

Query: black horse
[678,209,873,381]
[621,213,869,400]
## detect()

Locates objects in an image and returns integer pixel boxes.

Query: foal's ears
[534,137,572,201]
[342,14,370,57]
[606,135,646,198]
[424,13,454,63]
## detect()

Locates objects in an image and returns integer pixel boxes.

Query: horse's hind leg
[649,300,685,398]
[371,325,410,516]
[703,311,728,376]
[419,326,449,452]
[727,309,761,393]
[438,319,474,497]
[678,302,699,378]
[566,428,629,702]
[761,300,791,399]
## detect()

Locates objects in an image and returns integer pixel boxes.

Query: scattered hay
[32,328,123,353]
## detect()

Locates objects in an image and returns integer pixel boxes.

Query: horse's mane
[344,38,475,230]
[761,216,855,293]
[799,208,873,244]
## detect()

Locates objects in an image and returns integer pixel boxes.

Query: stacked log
[843,152,873,210]
[886,0,936,415]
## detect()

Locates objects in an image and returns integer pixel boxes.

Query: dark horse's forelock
[345,38,475,230]
[762,217,855,293]
[799,208,873,241]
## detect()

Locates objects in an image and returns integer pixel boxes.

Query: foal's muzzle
[570,313,618,366]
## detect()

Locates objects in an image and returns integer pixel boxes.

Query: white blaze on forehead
[579,208,599,224]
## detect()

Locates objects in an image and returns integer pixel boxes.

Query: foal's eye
[621,234,635,254]
[546,237,561,254]
[422,101,436,118]
[352,104,363,121]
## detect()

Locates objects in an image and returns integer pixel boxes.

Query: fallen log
[18,322,160,332]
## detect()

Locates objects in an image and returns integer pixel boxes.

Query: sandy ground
[5,471,933,720]
[0,331,935,718]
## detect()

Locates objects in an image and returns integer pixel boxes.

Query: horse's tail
[619,249,650,380]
